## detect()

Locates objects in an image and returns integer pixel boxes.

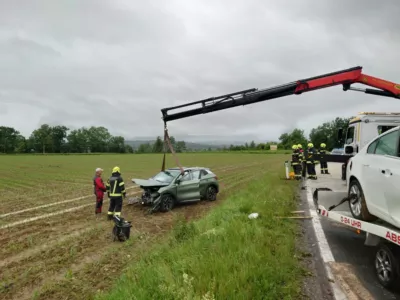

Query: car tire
[159,194,175,212]
[348,179,377,222]
[205,185,217,201]
[375,243,400,291]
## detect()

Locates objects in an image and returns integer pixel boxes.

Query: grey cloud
[0,0,399,142]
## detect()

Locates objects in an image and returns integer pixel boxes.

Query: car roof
[167,167,209,171]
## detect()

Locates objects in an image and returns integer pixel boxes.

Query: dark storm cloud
[0,0,399,141]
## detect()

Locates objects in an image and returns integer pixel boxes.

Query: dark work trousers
[301,161,306,178]
[292,163,302,180]
[108,196,123,219]
[320,161,329,174]
[306,162,317,179]
[95,195,103,214]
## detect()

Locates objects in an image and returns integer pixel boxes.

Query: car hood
[132,178,170,187]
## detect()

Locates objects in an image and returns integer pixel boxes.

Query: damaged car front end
[132,169,181,213]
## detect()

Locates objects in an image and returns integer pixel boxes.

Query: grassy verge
[96,172,303,300]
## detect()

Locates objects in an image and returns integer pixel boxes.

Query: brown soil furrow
[0,168,256,261]
[1,167,268,300]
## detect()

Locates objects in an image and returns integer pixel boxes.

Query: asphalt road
[308,163,400,300]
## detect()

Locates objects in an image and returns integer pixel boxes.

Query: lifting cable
[161,122,184,174]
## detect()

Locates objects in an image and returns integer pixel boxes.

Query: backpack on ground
[112,216,132,242]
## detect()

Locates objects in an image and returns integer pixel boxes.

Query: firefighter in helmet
[291,144,302,180]
[318,143,330,174]
[306,143,317,180]
[106,166,126,220]
[297,144,305,178]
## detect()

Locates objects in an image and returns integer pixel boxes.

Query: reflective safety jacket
[291,149,300,165]
[306,147,317,164]
[106,172,126,198]
[93,175,107,197]
[298,149,305,162]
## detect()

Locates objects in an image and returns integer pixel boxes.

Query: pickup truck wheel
[206,185,217,201]
[348,179,377,222]
[375,243,400,291]
[159,194,175,212]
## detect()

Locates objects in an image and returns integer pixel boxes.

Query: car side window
[367,139,378,154]
[374,130,399,157]
[191,170,200,179]
[200,169,208,178]
[181,171,192,182]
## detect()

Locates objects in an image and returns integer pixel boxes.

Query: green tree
[137,143,152,153]
[0,126,21,153]
[51,125,69,153]
[249,140,256,149]
[152,136,164,153]
[30,124,53,154]
[108,136,125,153]
[125,144,134,153]
[175,141,187,153]
[309,117,352,150]
[67,128,89,153]
[278,128,307,150]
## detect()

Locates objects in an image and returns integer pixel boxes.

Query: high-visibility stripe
[114,212,121,216]
[110,193,122,197]
[108,211,114,215]
[112,181,117,195]
[119,182,124,186]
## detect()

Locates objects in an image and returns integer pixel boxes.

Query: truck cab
[343,112,400,155]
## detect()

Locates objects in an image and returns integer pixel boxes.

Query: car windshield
[151,170,181,183]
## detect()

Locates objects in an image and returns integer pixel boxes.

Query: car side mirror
[345,145,354,154]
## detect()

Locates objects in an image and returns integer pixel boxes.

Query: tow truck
[160,66,400,291]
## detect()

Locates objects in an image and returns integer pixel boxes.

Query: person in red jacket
[93,168,107,215]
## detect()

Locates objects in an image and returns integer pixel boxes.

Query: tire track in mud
[0,162,257,215]
[0,164,259,262]
[0,165,266,300]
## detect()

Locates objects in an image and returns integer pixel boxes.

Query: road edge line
[306,184,348,300]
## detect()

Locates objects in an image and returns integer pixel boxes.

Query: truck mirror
[345,145,353,154]
[337,128,343,141]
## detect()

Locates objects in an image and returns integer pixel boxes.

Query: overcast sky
[0,0,399,142]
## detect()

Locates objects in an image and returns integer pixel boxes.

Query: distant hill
[125,140,223,151]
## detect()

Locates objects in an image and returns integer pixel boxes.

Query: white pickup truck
[314,115,400,291]
[338,112,400,180]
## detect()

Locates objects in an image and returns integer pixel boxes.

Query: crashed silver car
[132,167,220,213]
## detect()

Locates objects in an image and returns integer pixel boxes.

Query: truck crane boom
[161,66,400,122]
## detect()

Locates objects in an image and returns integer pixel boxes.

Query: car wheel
[206,185,217,201]
[375,243,400,291]
[159,194,175,212]
[348,179,377,221]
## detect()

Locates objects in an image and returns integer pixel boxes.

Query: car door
[176,170,201,201]
[366,129,400,221]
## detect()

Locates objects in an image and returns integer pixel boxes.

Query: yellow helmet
[320,143,326,148]
[112,166,121,173]
[292,144,298,150]
[297,144,302,148]
[307,143,314,148]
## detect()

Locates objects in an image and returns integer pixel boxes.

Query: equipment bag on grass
[112,216,132,242]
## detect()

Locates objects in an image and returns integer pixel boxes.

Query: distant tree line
[0,124,133,154]
[277,117,352,150]
[0,117,351,154]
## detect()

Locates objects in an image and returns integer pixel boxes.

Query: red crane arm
[294,67,400,97]
[161,66,400,122]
